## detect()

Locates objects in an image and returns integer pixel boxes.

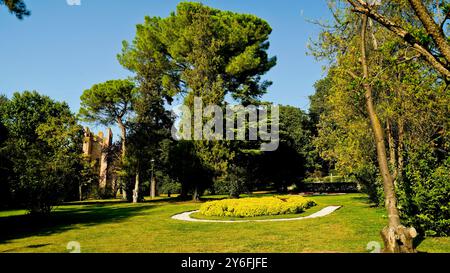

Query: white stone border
[171,206,341,223]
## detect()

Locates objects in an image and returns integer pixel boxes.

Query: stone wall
[82,127,114,198]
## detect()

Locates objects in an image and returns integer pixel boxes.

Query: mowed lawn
[0,194,449,253]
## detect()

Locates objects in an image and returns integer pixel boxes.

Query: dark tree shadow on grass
[63,200,129,206]
[0,204,157,245]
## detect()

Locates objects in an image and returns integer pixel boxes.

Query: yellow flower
[200,196,316,218]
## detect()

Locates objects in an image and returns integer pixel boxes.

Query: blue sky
[0,0,331,114]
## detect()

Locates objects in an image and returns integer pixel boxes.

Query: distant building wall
[83,127,114,198]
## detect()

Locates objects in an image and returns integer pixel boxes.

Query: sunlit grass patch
[0,194,448,253]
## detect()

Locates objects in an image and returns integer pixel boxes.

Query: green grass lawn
[0,194,449,253]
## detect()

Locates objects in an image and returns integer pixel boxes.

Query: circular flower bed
[199,196,317,218]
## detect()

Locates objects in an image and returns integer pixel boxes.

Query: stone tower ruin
[82,127,114,198]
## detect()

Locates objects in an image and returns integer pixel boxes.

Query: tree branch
[408,0,450,64]
[346,0,450,79]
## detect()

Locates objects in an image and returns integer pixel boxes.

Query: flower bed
[199,196,316,218]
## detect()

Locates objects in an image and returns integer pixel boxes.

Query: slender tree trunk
[397,117,405,181]
[133,171,140,203]
[117,118,127,160]
[193,186,200,202]
[117,118,127,200]
[360,15,417,253]
[150,176,157,199]
[122,187,127,200]
[396,73,405,183]
[386,119,398,181]
[79,182,83,202]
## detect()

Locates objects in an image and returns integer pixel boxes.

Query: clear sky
[0,0,331,114]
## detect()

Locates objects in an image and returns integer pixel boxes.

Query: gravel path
[171,206,341,223]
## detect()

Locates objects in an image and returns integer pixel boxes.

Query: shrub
[213,165,249,198]
[353,164,384,206]
[157,172,182,195]
[399,153,450,237]
[199,196,316,218]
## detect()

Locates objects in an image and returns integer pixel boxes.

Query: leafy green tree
[79,79,138,200]
[0,94,8,146]
[156,171,182,197]
[119,2,276,199]
[167,140,213,200]
[78,157,99,201]
[119,2,276,103]
[1,91,83,214]
[214,165,248,198]
[252,106,313,192]
[399,146,450,237]
[121,50,174,202]
[125,119,172,203]
[310,1,450,251]
[340,1,450,243]
[0,95,11,208]
[1,0,29,19]
[308,77,335,177]
[309,78,332,136]
[79,79,137,179]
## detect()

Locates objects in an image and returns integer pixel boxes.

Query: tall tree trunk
[122,187,127,200]
[150,175,157,199]
[133,171,140,203]
[117,118,127,160]
[360,15,417,253]
[193,186,200,202]
[79,182,83,202]
[396,73,405,183]
[118,118,127,200]
[397,118,405,181]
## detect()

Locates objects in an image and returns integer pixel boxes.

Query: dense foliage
[309,1,450,239]
[118,2,280,199]
[399,150,450,236]
[0,91,84,214]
